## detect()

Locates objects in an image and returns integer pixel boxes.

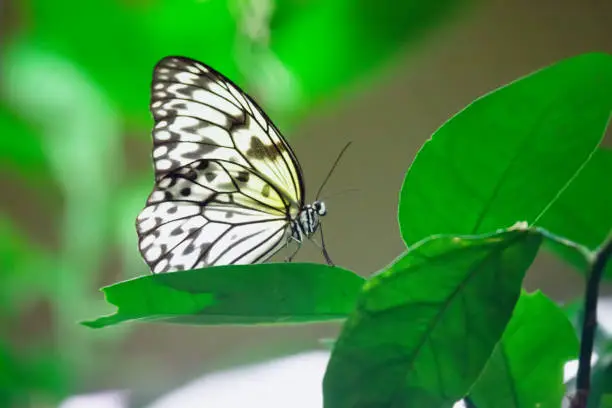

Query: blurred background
[1,0,611,407]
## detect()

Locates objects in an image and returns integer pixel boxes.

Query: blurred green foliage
[0,217,56,313]
[0,107,48,178]
[1,0,470,405]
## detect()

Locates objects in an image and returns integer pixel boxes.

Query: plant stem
[571,233,612,408]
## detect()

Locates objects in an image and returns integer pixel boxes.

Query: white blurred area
[58,351,329,408]
[58,299,612,408]
[57,350,467,408]
[595,298,612,335]
[562,297,612,383]
[147,351,328,408]
[58,390,129,408]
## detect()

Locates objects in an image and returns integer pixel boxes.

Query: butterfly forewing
[137,56,307,272]
[150,57,303,204]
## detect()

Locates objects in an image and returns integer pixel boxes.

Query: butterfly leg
[319,226,334,266]
[285,237,301,263]
[308,226,334,266]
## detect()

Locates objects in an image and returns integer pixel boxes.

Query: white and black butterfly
[136,56,336,273]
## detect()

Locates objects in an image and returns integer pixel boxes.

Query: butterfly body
[136,56,330,273]
[291,201,326,243]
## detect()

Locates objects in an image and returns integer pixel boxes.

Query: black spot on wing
[164,101,188,114]
[185,170,198,181]
[164,176,179,188]
[205,172,217,182]
[180,144,220,159]
[261,184,271,198]
[246,136,282,160]
[154,118,223,147]
[235,171,250,183]
[192,242,214,268]
[183,244,195,255]
[173,85,195,99]
[197,159,210,170]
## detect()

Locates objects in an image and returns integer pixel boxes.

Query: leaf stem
[571,233,612,408]
[533,227,593,261]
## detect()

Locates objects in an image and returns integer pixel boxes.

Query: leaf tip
[79,319,102,329]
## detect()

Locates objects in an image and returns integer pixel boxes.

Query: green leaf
[468,291,578,408]
[602,394,612,408]
[83,263,365,328]
[399,52,612,247]
[323,227,542,408]
[537,148,612,276]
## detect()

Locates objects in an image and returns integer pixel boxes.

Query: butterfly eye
[314,201,327,216]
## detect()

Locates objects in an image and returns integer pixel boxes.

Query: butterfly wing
[137,159,290,272]
[150,56,304,207]
[136,56,305,272]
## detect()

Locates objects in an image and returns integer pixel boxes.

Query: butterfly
[136,56,338,273]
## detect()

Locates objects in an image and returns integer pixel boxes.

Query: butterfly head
[313,200,327,216]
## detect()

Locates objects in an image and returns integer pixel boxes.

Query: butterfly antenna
[318,188,361,202]
[315,141,353,200]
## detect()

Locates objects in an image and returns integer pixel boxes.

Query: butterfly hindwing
[137,159,291,272]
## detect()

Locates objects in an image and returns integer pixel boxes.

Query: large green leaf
[399,53,612,248]
[323,228,542,408]
[537,148,612,276]
[83,263,365,328]
[468,291,578,408]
